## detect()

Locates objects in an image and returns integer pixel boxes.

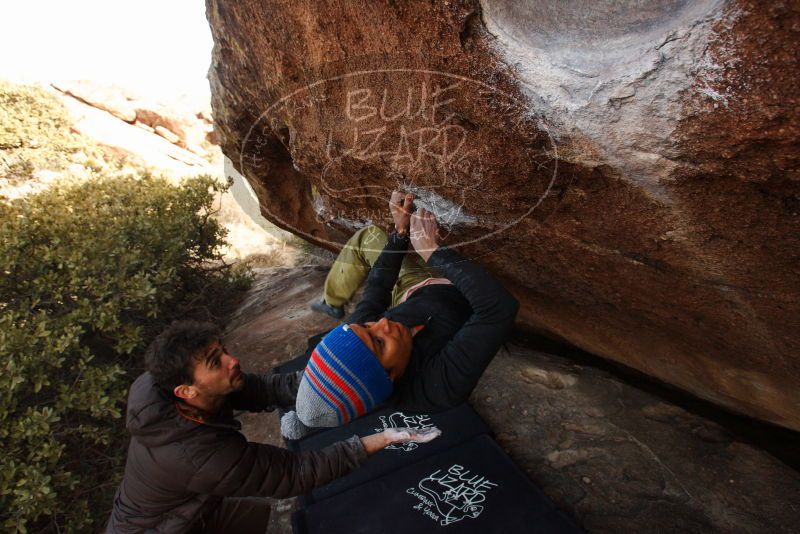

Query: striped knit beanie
[281,324,393,438]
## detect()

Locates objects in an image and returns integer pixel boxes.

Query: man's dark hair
[145,320,221,393]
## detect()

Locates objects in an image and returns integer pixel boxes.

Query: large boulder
[205,0,800,430]
[134,101,213,154]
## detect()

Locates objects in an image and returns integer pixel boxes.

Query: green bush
[0,82,86,183]
[0,173,250,533]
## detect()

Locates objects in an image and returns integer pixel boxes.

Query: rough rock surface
[205,0,800,430]
[475,346,800,533]
[224,267,800,533]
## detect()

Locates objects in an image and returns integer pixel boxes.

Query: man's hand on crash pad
[360,426,442,455]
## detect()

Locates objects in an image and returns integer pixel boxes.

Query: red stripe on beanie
[310,350,366,416]
[305,365,350,423]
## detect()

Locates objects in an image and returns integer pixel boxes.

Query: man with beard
[106,320,440,533]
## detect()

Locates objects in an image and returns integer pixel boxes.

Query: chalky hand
[389,191,414,236]
[384,426,442,445]
[409,208,440,262]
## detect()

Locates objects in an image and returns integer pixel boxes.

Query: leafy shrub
[0,173,250,533]
[0,82,85,184]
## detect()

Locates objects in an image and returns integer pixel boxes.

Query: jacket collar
[174,400,242,431]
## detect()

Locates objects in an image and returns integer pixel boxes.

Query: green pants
[323,225,437,308]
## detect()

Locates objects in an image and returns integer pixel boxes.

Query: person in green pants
[312,192,445,318]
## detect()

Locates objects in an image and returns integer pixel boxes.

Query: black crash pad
[292,434,582,534]
[295,403,491,504]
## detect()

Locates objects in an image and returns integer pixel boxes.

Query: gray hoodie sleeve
[186,433,367,499]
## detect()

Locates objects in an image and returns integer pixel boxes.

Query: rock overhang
[205,0,800,430]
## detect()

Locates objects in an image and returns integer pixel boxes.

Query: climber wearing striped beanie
[281,324,393,439]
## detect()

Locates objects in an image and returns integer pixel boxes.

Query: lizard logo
[375,411,433,452]
[408,463,498,526]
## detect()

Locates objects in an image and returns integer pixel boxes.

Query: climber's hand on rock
[389,191,414,236]
[410,208,439,262]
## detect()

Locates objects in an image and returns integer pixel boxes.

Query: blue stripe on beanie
[318,338,377,406]
[325,324,393,410]
[303,324,393,423]
[306,362,355,421]
[302,371,343,424]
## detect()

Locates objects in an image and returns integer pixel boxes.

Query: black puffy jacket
[106,371,366,533]
[349,232,520,412]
